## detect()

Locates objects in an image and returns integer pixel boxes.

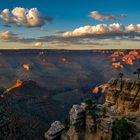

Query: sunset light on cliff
[92,84,107,94]
[23,64,30,71]
[4,80,23,94]
[111,50,140,68]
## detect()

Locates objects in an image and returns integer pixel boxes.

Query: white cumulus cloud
[127,24,140,32]
[0,7,52,27]
[63,23,140,37]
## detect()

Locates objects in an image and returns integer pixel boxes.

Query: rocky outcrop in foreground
[44,121,65,140]
[45,104,116,140]
[45,78,140,140]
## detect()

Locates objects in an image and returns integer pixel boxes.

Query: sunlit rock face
[22,64,30,71]
[92,84,107,94]
[112,62,123,68]
[106,78,140,114]
[111,50,140,69]
[4,79,23,94]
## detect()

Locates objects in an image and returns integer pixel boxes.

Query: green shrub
[87,110,98,120]
[85,99,93,110]
[112,118,133,140]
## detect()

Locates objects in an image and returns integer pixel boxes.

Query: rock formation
[106,78,140,114]
[44,121,65,140]
[68,104,85,140]
[69,105,85,130]
[45,78,140,140]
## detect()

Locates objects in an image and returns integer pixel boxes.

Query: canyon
[0,50,140,140]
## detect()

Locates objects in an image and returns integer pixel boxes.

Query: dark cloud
[11,31,140,47]
[3,24,11,28]
[55,30,67,34]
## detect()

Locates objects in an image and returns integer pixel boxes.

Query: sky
[0,0,140,49]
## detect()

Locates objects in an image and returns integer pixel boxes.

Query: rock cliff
[106,78,140,114]
[45,78,140,140]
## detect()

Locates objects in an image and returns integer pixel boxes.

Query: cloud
[0,9,16,23]
[34,42,43,47]
[55,30,67,34]
[63,23,125,37]
[63,23,140,37]
[3,23,139,47]
[127,24,140,32]
[0,31,17,41]
[1,23,140,48]
[3,24,11,28]
[0,7,52,27]
[120,14,127,18]
[90,11,117,21]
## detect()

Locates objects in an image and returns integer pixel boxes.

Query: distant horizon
[0,48,139,51]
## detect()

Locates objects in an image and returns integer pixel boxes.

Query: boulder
[45,121,65,140]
